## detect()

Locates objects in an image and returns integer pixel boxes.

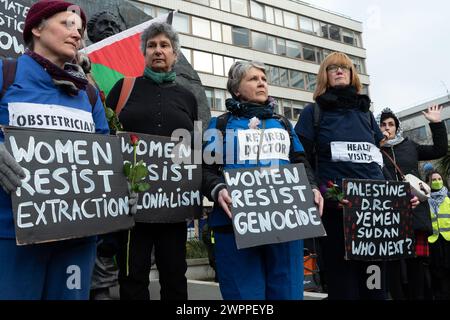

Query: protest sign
[4,126,134,245]
[0,0,30,58]
[118,132,202,223]
[224,163,326,250]
[343,179,414,260]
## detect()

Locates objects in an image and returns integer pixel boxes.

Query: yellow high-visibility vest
[429,197,450,243]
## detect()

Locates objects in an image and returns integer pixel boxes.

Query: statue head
[87,11,124,43]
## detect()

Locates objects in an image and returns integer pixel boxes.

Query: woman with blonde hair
[294,51,390,299]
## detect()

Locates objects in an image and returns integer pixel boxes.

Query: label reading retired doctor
[224,163,326,249]
[331,141,383,166]
[238,128,290,161]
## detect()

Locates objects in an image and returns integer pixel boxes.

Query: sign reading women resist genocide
[224,163,326,249]
[343,179,414,261]
[4,127,135,245]
[118,132,202,223]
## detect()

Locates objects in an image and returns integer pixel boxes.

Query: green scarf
[143,67,176,84]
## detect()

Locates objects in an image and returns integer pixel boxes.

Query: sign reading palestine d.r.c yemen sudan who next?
[343,179,415,261]
[224,163,327,250]
[118,132,202,223]
[4,127,134,245]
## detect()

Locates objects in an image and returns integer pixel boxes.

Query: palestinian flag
[83,12,172,97]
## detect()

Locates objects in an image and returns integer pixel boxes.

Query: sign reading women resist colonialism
[118,132,202,223]
[224,163,326,249]
[343,179,414,261]
[4,127,134,245]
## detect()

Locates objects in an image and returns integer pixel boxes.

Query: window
[292,102,304,121]
[222,25,232,43]
[299,16,314,33]
[274,8,283,26]
[221,0,231,11]
[267,36,276,53]
[265,6,274,24]
[173,12,189,33]
[282,100,293,119]
[303,45,316,62]
[230,0,248,15]
[211,22,222,42]
[213,54,224,76]
[214,88,226,110]
[192,17,211,39]
[283,11,298,29]
[312,20,322,36]
[268,66,280,86]
[351,56,365,74]
[205,87,214,109]
[342,29,355,46]
[286,40,301,59]
[404,126,427,142]
[252,32,267,51]
[276,38,286,56]
[329,25,341,41]
[193,51,213,73]
[289,70,305,89]
[224,57,235,74]
[180,48,191,64]
[132,2,156,17]
[232,27,249,47]
[279,68,288,87]
[305,74,317,91]
[250,1,264,20]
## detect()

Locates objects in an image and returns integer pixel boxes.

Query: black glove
[0,143,25,193]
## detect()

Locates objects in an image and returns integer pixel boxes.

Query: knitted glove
[0,143,25,193]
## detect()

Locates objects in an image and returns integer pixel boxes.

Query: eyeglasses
[326,64,351,73]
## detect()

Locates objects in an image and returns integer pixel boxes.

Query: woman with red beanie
[0,0,109,299]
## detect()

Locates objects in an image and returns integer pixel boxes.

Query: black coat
[381,122,448,233]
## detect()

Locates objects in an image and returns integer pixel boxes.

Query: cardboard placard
[343,179,415,261]
[4,127,134,245]
[118,132,202,223]
[0,0,29,58]
[224,163,326,249]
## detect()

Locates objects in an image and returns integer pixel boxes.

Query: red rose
[327,180,335,188]
[130,134,139,145]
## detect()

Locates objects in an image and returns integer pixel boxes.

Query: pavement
[108,279,327,300]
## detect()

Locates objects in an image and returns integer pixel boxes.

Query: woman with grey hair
[106,21,198,300]
[202,60,323,300]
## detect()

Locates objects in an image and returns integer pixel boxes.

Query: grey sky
[306,0,450,114]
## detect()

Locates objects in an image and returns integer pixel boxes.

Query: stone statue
[87,11,125,43]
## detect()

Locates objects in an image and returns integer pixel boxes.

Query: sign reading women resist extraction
[4,127,134,245]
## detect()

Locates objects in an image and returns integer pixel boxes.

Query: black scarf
[26,50,88,96]
[316,85,371,112]
[225,97,276,119]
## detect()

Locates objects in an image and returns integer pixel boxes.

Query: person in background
[202,60,323,300]
[106,22,198,300]
[378,106,447,300]
[0,0,109,299]
[426,170,450,300]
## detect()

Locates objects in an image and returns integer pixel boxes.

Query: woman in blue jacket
[202,60,323,300]
[0,0,109,299]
